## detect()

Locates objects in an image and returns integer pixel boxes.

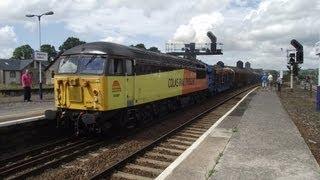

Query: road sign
[34,51,48,61]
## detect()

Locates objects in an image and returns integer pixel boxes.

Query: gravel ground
[32,88,251,180]
[278,86,320,165]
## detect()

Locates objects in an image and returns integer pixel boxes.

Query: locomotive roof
[62,42,206,69]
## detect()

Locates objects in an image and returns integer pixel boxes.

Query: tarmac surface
[162,89,320,180]
[0,95,54,123]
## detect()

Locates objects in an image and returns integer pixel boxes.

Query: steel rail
[91,85,257,180]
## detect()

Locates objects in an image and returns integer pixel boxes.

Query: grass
[232,127,238,133]
[206,152,223,179]
[207,169,216,178]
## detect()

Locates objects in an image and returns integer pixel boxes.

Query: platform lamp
[315,41,320,111]
[25,11,54,100]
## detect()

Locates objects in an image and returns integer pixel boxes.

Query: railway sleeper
[183,129,206,135]
[135,157,171,169]
[144,152,177,162]
[159,143,189,151]
[165,139,193,146]
[153,147,184,156]
[181,129,204,136]
[176,133,200,139]
[173,135,198,142]
[135,157,170,169]
[189,124,211,129]
[185,127,207,132]
[111,171,153,180]
[122,163,162,178]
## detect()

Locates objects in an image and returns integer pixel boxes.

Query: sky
[0,0,319,70]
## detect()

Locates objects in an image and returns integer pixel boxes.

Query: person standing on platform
[21,69,32,102]
[261,73,268,90]
[268,73,274,90]
[276,75,282,92]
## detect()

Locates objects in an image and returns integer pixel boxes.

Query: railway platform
[158,89,320,180]
[0,99,54,126]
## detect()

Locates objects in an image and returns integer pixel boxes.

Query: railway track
[91,86,256,180]
[0,136,104,179]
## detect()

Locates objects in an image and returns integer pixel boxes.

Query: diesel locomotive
[45,42,259,134]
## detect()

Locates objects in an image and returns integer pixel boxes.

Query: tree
[59,37,86,51]
[132,43,146,50]
[12,45,34,59]
[41,44,57,61]
[148,46,161,53]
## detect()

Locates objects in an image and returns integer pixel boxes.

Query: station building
[0,59,48,85]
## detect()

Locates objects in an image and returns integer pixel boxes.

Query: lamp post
[26,11,54,100]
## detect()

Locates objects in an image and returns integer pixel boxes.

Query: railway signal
[165,31,223,59]
[285,39,304,90]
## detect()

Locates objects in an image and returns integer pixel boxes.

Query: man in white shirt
[268,73,273,90]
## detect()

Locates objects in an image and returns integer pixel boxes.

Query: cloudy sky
[0,0,319,70]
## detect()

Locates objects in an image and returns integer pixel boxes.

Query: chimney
[236,60,243,69]
[245,62,251,69]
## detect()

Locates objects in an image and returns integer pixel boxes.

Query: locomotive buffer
[165,31,223,59]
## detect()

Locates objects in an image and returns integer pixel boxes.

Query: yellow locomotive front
[48,55,112,134]
[54,55,108,111]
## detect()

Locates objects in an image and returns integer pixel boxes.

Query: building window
[10,71,16,78]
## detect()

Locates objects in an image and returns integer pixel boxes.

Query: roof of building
[0,59,33,71]
[0,59,50,71]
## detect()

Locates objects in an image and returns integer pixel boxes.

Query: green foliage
[207,169,216,179]
[131,44,161,52]
[12,44,34,59]
[59,37,86,51]
[298,69,319,83]
[148,46,161,53]
[133,43,146,50]
[40,44,57,61]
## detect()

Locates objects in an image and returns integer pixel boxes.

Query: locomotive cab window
[58,55,106,75]
[108,59,124,75]
[125,60,133,75]
[78,56,105,74]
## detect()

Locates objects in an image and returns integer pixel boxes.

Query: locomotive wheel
[140,105,154,124]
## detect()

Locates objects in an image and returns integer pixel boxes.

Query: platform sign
[34,51,48,61]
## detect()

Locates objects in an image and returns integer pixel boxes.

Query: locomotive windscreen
[58,55,106,75]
